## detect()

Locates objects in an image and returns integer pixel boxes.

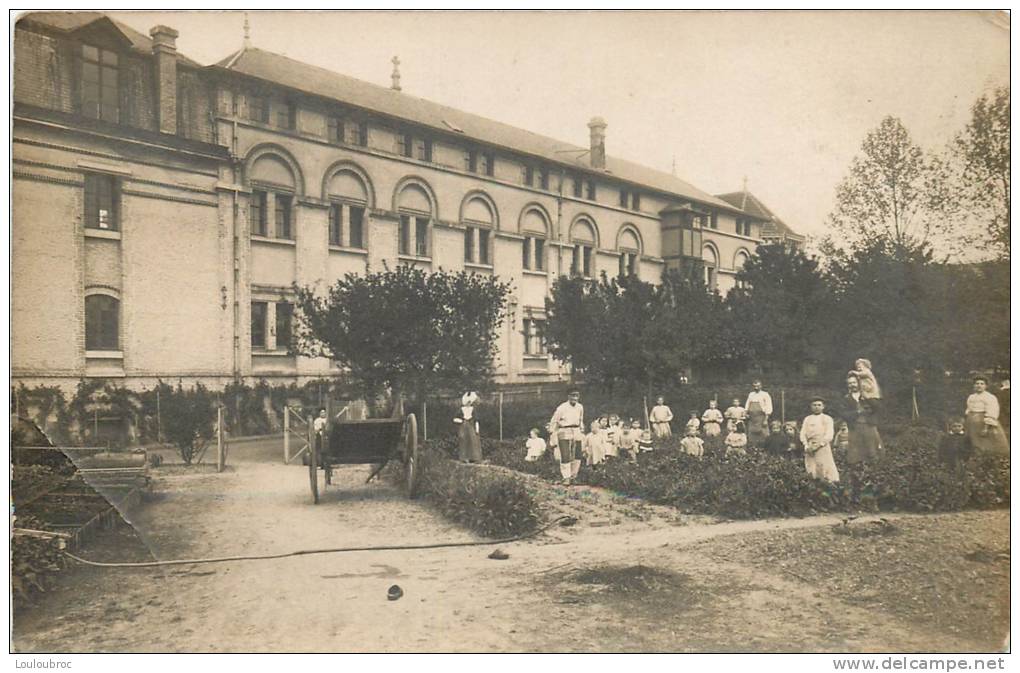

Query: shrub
[11,515,65,610]
[385,439,541,538]
[482,427,1009,520]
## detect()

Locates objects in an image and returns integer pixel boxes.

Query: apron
[966,412,1009,454]
[747,400,769,445]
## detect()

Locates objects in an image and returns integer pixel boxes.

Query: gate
[283,406,312,464]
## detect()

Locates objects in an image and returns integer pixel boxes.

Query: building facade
[717,189,805,252]
[12,13,766,393]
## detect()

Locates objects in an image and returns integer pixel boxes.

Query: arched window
[702,244,719,290]
[617,226,642,277]
[326,170,370,249]
[461,195,495,266]
[734,249,751,289]
[85,293,119,351]
[249,153,297,240]
[570,217,598,278]
[520,206,550,272]
[396,181,434,257]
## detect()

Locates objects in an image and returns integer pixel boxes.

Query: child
[834,420,850,453]
[637,423,654,453]
[586,419,606,466]
[701,400,724,437]
[724,398,747,433]
[685,411,701,435]
[680,425,705,458]
[853,358,882,400]
[725,421,748,456]
[763,420,787,456]
[938,418,973,470]
[525,428,546,462]
[782,421,803,459]
[617,419,640,464]
[800,398,839,483]
[649,396,674,439]
[604,414,621,459]
[546,422,561,463]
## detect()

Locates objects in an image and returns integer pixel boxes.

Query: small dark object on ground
[832,517,897,537]
[559,516,579,527]
[387,584,403,601]
[488,549,509,560]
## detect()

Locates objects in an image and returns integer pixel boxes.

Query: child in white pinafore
[525,428,546,462]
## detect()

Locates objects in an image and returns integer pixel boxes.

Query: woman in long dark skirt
[454,391,483,463]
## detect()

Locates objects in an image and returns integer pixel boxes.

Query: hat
[461,391,479,406]
[387,584,403,601]
[810,396,826,404]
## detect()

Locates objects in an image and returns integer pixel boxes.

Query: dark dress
[763,432,788,457]
[837,394,883,464]
[938,432,972,469]
[455,407,483,462]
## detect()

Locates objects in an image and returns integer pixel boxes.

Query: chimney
[150,25,179,135]
[391,55,402,91]
[588,117,607,169]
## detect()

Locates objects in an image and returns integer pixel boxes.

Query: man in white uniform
[550,390,584,485]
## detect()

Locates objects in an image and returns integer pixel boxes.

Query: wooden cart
[308,413,419,504]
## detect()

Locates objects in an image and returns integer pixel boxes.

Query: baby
[680,425,705,458]
[853,358,882,400]
[524,427,546,462]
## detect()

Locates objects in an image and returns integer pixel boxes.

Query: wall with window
[12,113,226,386]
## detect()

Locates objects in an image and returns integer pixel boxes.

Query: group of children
[525,414,654,466]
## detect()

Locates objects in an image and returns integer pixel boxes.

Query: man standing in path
[550,389,584,485]
[745,379,773,447]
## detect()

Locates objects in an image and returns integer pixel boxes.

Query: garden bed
[481,426,1009,519]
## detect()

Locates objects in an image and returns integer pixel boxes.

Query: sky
[109,10,1010,241]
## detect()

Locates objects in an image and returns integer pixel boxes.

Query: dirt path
[13,445,1008,653]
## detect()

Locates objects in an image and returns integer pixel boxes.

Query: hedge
[383,438,542,538]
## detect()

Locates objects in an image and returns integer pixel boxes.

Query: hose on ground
[61,515,578,569]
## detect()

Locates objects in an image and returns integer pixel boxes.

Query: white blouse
[966,391,1001,419]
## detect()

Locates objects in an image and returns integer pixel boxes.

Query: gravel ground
[691,510,1010,652]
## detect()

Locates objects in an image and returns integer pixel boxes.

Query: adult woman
[838,373,883,464]
[454,391,483,463]
[965,376,1009,454]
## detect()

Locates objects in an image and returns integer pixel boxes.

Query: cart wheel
[309,438,320,505]
[404,413,419,498]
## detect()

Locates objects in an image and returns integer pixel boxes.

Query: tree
[727,244,831,375]
[950,87,1010,259]
[293,265,511,403]
[160,382,216,464]
[544,271,746,389]
[826,116,949,257]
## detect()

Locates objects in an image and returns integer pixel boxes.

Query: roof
[17,12,202,67]
[213,46,746,214]
[717,190,805,240]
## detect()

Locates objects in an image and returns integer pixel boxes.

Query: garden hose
[60,515,578,569]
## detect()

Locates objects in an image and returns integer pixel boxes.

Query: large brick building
[12,12,767,392]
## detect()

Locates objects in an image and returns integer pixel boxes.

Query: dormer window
[81,45,119,122]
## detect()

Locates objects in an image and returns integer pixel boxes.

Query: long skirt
[703,422,721,438]
[805,445,840,483]
[847,422,882,464]
[966,412,1009,454]
[458,421,482,462]
[747,402,769,446]
[651,422,672,439]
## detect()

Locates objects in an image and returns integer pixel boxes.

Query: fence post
[307,416,314,464]
[423,400,428,441]
[283,406,290,464]
[498,392,504,441]
[216,407,225,473]
[781,389,786,425]
[156,388,162,444]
